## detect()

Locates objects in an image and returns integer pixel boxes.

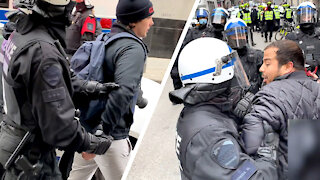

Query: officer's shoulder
[286,29,301,40]
[314,26,320,37]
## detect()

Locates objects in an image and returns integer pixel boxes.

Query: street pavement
[125,31,277,180]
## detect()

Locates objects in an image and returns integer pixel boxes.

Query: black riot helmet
[13,0,75,22]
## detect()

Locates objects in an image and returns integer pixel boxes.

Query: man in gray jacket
[242,40,320,180]
[68,0,154,179]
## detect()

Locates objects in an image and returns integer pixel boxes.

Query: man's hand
[82,152,96,160]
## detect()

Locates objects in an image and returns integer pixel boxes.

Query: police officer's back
[0,1,112,179]
[171,38,278,180]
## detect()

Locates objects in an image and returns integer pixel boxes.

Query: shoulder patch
[41,63,62,87]
[42,87,66,103]
[231,160,257,180]
[211,139,240,169]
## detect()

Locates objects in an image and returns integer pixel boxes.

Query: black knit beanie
[116,0,154,25]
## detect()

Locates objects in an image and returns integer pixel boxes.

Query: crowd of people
[172,1,320,180]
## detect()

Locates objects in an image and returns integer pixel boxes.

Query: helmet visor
[225,26,247,49]
[215,51,250,89]
[297,7,317,24]
[211,11,227,25]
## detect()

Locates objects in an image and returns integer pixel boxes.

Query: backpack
[70,32,145,131]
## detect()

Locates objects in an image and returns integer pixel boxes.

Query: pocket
[122,138,132,158]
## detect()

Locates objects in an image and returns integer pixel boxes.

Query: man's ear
[284,61,295,73]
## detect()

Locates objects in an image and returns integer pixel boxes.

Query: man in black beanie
[68,0,154,179]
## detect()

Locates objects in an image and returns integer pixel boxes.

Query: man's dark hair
[265,40,305,70]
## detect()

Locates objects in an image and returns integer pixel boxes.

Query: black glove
[233,92,254,119]
[86,133,113,155]
[81,81,119,99]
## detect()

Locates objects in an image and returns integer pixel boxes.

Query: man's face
[230,33,246,40]
[301,14,313,23]
[132,16,154,38]
[260,47,288,84]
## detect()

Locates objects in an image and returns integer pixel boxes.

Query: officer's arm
[242,89,284,154]
[29,45,90,152]
[101,39,145,133]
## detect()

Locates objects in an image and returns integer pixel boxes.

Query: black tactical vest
[2,27,57,131]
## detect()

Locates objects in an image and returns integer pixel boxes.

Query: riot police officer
[211,7,229,40]
[224,18,263,94]
[170,37,278,180]
[286,2,320,80]
[0,0,114,179]
[170,8,223,90]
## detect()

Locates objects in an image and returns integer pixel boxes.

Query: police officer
[0,0,114,179]
[224,18,263,95]
[283,3,293,23]
[263,2,275,42]
[65,0,102,57]
[211,7,229,40]
[170,37,278,180]
[170,8,223,91]
[286,2,320,80]
[274,5,281,30]
[237,3,256,46]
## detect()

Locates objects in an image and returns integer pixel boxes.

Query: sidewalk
[143,57,171,83]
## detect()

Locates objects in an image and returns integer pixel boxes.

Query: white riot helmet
[224,18,248,49]
[178,37,250,88]
[297,2,317,25]
[211,8,229,27]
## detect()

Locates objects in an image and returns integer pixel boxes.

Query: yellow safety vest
[243,12,252,24]
[274,10,280,19]
[260,11,264,21]
[286,8,292,19]
[237,11,243,18]
[265,10,274,20]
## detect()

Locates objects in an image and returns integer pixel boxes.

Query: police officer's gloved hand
[86,133,113,155]
[233,92,254,119]
[82,80,119,99]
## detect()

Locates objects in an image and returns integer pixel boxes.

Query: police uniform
[239,9,256,46]
[286,26,320,76]
[170,25,222,90]
[175,101,278,180]
[284,8,293,23]
[237,47,263,94]
[65,8,102,56]
[0,13,96,179]
[263,7,275,42]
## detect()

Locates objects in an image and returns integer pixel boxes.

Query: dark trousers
[264,21,274,40]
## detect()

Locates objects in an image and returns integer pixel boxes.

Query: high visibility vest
[265,10,274,20]
[243,12,252,24]
[286,8,292,19]
[274,10,280,19]
[260,11,264,21]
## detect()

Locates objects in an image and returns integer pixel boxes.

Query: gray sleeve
[242,88,284,154]
[101,39,145,131]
